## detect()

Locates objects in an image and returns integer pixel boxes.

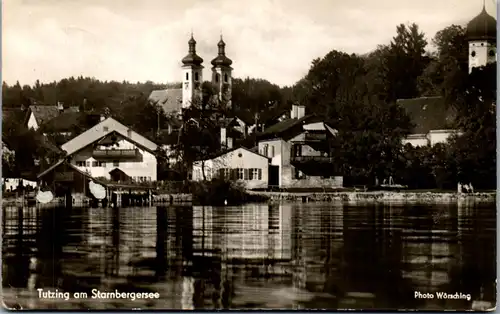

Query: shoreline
[2,191,495,206]
[246,190,496,203]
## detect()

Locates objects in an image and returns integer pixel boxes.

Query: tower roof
[211,35,233,67]
[182,34,204,66]
[466,5,497,41]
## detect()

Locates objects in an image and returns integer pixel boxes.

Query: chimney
[297,105,305,119]
[291,105,298,119]
[220,127,227,147]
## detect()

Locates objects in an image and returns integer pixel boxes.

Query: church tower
[211,35,233,109]
[466,3,497,73]
[181,34,204,109]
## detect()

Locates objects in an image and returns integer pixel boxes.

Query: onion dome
[182,34,203,66]
[466,5,497,41]
[211,35,233,67]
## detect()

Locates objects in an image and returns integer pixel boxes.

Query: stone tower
[211,35,233,109]
[466,3,497,73]
[181,34,204,109]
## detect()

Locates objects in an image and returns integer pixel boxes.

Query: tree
[418,25,468,104]
[384,23,430,102]
[447,63,496,189]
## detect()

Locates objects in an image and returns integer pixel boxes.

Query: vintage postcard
[1,0,496,311]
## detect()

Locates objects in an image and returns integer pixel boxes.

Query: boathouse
[37,117,159,201]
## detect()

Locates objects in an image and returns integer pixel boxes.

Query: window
[224,73,228,83]
[270,146,275,157]
[215,73,220,83]
[103,126,109,132]
[471,51,476,57]
[237,168,244,180]
[195,72,199,81]
[92,161,98,167]
[76,161,85,167]
[489,50,495,57]
[186,72,189,81]
[86,161,91,167]
[113,160,119,167]
[263,144,268,157]
[249,168,261,180]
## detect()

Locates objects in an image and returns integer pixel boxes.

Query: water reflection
[2,201,496,310]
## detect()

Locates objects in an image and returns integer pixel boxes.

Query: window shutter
[270,146,275,157]
[231,169,237,180]
[249,169,254,180]
[219,168,225,179]
[258,169,262,180]
[244,169,249,180]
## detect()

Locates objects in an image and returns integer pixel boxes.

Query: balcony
[304,133,327,142]
[290,155,334,163]
[92,148,138,159]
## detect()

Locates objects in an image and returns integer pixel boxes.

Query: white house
[39,117,158,184]
[192,147,269,190]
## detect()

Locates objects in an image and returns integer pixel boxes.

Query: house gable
[61,117,158,156]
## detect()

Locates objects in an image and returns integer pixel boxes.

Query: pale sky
[2,0,498,87]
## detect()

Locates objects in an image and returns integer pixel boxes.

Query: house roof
[26,105,79,126]
[196,146,270,161]
[60,117,158,156]
[149,88,183,115]
[258,114,317,140]
[40,112,82,133]
[396,96,456,134]
[38,159,109,184]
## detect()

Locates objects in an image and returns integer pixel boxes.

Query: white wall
[192,148,269,189]
[402,135,429,147]
[469,41,496,73]
[70,137,157,181]
[27,112,39,130]
[428,130,456,146]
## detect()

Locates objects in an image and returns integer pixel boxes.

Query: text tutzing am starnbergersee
[37,288,160,301]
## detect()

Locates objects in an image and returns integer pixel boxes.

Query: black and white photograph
[1,0,497,311]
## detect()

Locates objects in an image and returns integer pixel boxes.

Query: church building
[398,4,496,147]
[148,34,234,116]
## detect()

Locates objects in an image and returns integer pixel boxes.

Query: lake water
[2,201,496,310]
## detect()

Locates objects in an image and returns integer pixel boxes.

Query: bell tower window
[215,74,220,83]
[224,73,228,83]
[186,73,189,81]
[195,72,199,81]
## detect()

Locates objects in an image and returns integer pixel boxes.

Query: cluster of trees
[290,23,495,189]
[2,22,495,189]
